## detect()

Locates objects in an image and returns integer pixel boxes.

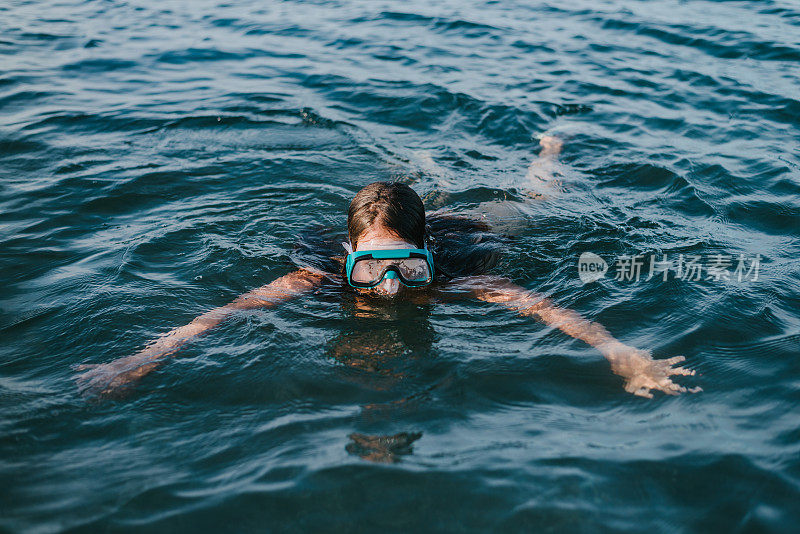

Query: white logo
[578,252,608,284]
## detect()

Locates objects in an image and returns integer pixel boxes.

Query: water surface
[2,0,800,532]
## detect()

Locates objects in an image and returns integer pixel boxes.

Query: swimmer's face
[353,226,417,298]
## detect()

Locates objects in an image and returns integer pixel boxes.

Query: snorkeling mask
[344,239,434,289]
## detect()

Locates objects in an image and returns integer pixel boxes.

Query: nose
[377,275,400,295]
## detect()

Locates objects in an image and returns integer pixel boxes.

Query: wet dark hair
[426,211,502,279]
[347,182,426,250]
[345,181,503,280]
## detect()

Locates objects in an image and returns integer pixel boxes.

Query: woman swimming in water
[77,138,699,399]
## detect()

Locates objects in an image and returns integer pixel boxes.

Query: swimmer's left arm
[76,268,327,397]
[464,276,700,398]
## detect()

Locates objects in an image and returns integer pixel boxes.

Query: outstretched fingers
[625,377,654,398]
[626,372,693,398]
[656,356,696,376]
[659,379,686,394]
[620,353,701,398]
[670,366,696,376]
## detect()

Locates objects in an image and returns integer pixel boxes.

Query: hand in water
[601,343,701,398]
[75,353,161,398]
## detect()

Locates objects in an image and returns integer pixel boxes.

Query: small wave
[0,137,48,156]
[724,198,800,237]
[596,16,800,62]
[19,111,166,135]
[154,48,251,64]
[61,58,138,72]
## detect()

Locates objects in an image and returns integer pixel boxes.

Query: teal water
[2,0,800,532]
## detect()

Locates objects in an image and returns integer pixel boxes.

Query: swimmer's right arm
[454,275,699,398]
[76,269,327,397]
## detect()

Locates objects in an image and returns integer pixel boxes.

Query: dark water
[2,0,800,532]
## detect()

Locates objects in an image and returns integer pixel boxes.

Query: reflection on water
[346,431,424,464]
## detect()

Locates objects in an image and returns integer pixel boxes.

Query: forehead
[355,224,403,243]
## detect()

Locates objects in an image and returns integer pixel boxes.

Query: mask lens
[350,257,431,286]
[351,259,387,285]
[396,258,430,282]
